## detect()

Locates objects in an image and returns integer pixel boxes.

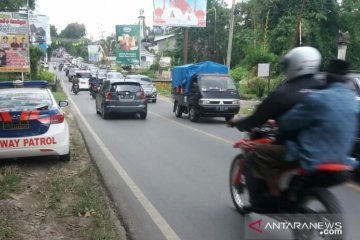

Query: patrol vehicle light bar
[0,80,48,88]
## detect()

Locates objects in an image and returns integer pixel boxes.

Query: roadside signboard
[115,25,140,65]
[153,0,207,27]
[258,63,270,77]
[88,45,101,62]
[0,12,30,72]
[29,13,51,54]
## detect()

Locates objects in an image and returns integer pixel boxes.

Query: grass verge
[0,83,122,239]
[156,82,172,97]
[44,84,120,239]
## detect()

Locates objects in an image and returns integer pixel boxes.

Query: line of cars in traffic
[56,61,157,120]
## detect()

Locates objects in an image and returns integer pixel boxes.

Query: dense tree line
[171,0,360,72]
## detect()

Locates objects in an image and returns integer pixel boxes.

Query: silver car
[127,75,157,103]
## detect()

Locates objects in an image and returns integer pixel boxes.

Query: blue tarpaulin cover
[171,61,229,93]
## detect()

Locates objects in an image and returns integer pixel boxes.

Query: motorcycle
[229,123,352,239]
[72,83,80,95]
[89,82,100,99]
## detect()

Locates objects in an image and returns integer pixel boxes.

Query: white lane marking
[346,182,360,192]
[60,77,181,240]
[153,98,360,193]
[149,111,233,145]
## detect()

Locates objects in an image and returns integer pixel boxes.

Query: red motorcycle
[229,124,353,239]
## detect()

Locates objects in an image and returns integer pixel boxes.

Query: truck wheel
[189,106,199,122]
[225,115,234,122]
[175,103,182,118]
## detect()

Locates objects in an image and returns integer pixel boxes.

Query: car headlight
[199,99,211,104]
[232,99,240,105]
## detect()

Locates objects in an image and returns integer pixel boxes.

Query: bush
[38,69,55,83]
[139,70,156,79]
[149,62,161,71]
[230,66,248,82]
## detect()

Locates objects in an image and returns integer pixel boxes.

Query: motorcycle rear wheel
[229,154,250,214]
[294,187,344,240]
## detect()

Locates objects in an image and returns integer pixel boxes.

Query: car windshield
[140,81,153,87]
[140,77,151,82]
[98,71,107,78]
[107,73,123,79]
[127,75,151,82]
[0,90,53,111]
[112,83,141,92]
[76,72,92,78]
[199,76,236,91]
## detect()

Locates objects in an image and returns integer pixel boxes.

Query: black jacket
[235,74,326,133]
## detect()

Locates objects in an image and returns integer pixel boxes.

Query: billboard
[88,45,102,62]
[153,0,207,27]
[115,25,140,65]
[0,12,30,72]
[29,13,51,53]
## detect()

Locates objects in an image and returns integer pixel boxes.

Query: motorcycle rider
[228,46,327,209]
[246,59,359,211]
[71,74,80,93]
[89,76,101,95]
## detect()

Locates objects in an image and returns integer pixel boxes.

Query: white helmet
[281,46,321,81]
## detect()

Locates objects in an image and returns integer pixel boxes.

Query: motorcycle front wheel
[229,154,250,214]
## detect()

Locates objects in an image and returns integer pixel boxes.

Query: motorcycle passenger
[248,59,359,211]
[89,76,99,88]
[228,47,327,209]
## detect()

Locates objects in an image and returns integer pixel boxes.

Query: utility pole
[226,0,236,69]
[183,28,189,64]
[292,0,307,48]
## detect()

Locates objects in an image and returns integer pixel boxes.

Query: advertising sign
[88,45,101,62]
[115,25,140,65]
[29,13,51,53]
[153,0,207,27]
[0,12,30,72]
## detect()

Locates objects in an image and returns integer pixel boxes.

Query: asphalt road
[53,64,360,240]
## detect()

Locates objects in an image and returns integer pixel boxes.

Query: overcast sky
[35,0,234,40]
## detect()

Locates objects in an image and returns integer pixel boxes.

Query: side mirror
[58,100,69,107]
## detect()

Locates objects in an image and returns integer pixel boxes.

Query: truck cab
[172,61,240,122]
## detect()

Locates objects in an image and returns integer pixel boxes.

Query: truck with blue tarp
[171,61,240,122]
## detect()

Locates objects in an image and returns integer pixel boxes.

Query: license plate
[218,106,228,111]
[120,95,133,99]
[3,121,30,130]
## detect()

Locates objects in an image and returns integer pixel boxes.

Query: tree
[0,0,35,9]
[339,0,360,68]
[59,23,86,39]
[30,45,45,78]
[50,25,58,37]
[171,0,230,64]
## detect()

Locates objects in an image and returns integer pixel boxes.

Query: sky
[35,0,234,40]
